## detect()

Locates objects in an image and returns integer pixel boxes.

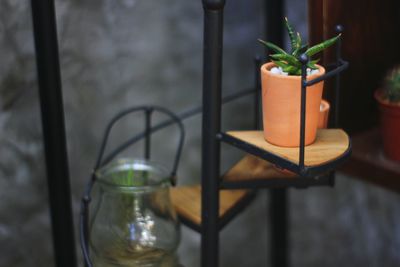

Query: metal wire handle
[80,105,185,267]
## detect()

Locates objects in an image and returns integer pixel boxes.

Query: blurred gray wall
[0,0,399,266]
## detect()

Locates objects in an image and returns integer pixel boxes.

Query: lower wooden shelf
[170,185,253,232]
[170,154,334,232]
[340,128,400,193]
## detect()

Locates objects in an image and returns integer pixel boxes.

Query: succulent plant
[258,17,341,75]
[383,66,400,103]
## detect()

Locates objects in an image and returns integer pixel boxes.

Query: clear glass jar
[89,159,180,267]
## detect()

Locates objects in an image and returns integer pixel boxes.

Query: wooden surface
[222,154,296,181]
[170,185,249,226]
[308,0,400,133]
[226,129,350,167]
[170,155,297,226]
[340,129,400,193]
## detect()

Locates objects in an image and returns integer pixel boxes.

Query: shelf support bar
[265,0,288,266]
[30,0,77,266]
[299,54,309,171]
[334,25,344,128]
[201,1,225,267]
[254,56,262,130]
[144,107,153,160]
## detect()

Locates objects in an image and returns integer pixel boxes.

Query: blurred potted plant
[258,17,340,147]
[375,66,400,162]
[318,99,330,129]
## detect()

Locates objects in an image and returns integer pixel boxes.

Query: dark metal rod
[201,1,225,266]
[254,56,262,130]
[299,54,308,170]
[334,25,344,128]
[101,87,255,167]
[265,0,284,46]
[218,191,257,230]
[305,60,348,86]
[95,106,185,171]
[221,174,333,190]
[218,132,301,174]
[270,188,289,267]
[145,108,153,159]
[30,1,77,266]
[80,195,93,267]
[265,1,288,266]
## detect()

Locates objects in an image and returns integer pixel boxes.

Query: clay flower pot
[261,62,326,147]
[375,90,400,162]
[273,99,330,175]
[318,99,330,129]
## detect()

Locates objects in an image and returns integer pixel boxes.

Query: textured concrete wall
[0,0,399,266]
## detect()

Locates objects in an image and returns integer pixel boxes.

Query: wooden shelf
[220,154,333,189]
[220,129,351,176]
[169,155,292,231]
[170,185,253,231]
[170,154,334,231]
[222,154,295,181]
[340,128,400,193]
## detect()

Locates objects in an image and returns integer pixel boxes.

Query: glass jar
[89,158,180,267]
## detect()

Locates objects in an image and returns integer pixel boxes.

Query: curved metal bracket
[79,105,185,267]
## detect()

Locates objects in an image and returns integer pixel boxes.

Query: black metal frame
[219,47,350,178]
[30,0,350,266]
[221,172,335,190]
[265,1,288,266]
[200,1,349,266]
[30,1,77,266]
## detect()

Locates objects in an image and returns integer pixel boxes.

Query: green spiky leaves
[284,17,299,53]
[258,17,340,75]
[305,34,341,57]
[257,39,287,55]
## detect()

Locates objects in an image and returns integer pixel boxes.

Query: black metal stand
[29,0,350,267]
[201,1,225,267]
[265,2,288,265]
[30,1,77,266]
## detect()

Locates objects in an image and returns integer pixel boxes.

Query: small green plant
[258,17,341,75]
[383,66,400,103]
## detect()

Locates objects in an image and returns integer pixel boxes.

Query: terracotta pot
[318,99,330,129]
[375,90,400,162]
[261,62,326,147]
[273,99,331,175]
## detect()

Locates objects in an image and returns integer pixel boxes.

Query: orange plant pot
[261,62,325,147]
[318,99,330,129]
[273,99,330,175]
[375,90,400,162]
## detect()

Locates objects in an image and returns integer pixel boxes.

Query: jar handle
[94,105,185,180]
[80,105,185,266]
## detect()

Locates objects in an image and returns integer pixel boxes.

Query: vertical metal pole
[254,56,262,130]
[266,0,284,47]
[82,194,93,267]
[201,1,225,267]
[144,108,152,160]
[328,25,344,187]
[270,189,288,267]
[30,1,77,267]
[334,25,343,128]
[265,0,288,266]
[299,54,309,171]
